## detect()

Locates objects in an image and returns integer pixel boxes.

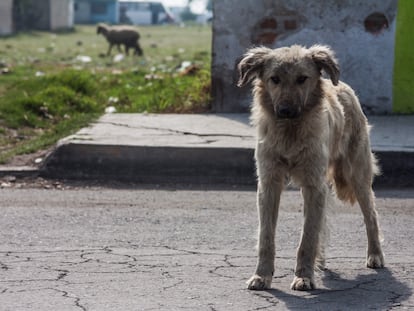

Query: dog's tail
[330,160,357,205]
[331,151,379,205]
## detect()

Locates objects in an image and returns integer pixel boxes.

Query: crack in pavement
[0,246,412,310]
[386,288,411,310]
[0,261,9,271]
[209,254,246,280]
[161,270,185,291]
[249,291,280,310]
[98,121,253,139]
[50,288,87,311]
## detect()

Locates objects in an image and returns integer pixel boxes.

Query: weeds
[0,25,212,163]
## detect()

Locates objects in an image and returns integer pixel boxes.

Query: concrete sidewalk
[36,113,414,187]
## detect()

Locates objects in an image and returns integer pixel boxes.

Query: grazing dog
[237,45,384,291]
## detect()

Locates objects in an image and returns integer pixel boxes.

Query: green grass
[393,0,414,113]
[0,25,212,163]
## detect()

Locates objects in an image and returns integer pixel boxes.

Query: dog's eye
[296,75,308,85]
[271,76,280,84]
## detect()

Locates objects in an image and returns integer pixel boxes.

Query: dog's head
[237,45,340,119]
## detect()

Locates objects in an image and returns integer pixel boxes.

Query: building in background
[118,0,175,25]
[74,0,119,24]
[0,0,74,35]
[73,0,176,25]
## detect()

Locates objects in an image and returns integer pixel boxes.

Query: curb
[39,143,256,185]
[0,166,39,179]
[3,114,413,188]
[373,150,414,188]
[37,143,413,188]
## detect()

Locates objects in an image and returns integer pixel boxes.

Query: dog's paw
[246,274,272,290]
[290,276,315,291]
[367,253,385,269]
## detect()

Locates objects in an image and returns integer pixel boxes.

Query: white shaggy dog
[237,45,384,291]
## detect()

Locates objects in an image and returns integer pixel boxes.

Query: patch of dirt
[0,147,57,189]
[0,175,68,190]
[4,147,54,168]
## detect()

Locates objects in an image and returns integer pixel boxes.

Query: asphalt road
[0,186,413,310]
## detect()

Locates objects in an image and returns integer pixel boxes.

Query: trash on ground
[75,55,92,63]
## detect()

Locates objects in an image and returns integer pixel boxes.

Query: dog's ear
[237,47,271,87]
[309,45,340,86]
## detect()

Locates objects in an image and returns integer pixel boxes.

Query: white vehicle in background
[196,10,213,24]
[119,0,175,25]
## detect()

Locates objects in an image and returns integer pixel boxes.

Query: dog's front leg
[247,178,282,290]
[291,183,327,291]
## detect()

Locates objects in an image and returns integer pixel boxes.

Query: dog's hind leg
[247,177,283,290]
[347,148,384,268]
[291,183,328,291]
[353,184,384,268]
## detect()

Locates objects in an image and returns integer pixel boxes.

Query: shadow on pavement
[263,268,411,310]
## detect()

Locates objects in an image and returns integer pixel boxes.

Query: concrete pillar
[50,0,74,30]
[212,0,398,114]
[0,0,14,35]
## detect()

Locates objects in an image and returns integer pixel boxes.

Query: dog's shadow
[261,268,411,310]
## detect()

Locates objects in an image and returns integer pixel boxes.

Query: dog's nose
[276,102,299,119]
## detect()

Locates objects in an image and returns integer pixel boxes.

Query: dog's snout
[276,102,300,119]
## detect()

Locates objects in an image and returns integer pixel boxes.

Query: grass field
[0,25,212,163]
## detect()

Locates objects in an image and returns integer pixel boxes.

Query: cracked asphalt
[0,187,413,310]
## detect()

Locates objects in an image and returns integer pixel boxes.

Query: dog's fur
[237,45,384,291]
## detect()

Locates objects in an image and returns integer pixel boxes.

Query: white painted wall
[212,0,398,114]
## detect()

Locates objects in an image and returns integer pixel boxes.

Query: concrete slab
[40,114,256,184]
[40,113,414,186]
[67,113,254,149]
